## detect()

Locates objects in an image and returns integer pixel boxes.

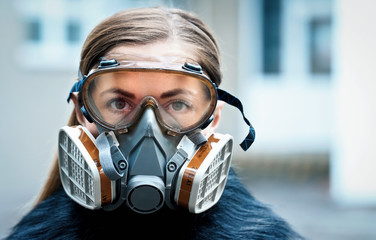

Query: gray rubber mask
[58,106,234,214]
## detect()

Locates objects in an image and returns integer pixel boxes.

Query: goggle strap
[67,79,85,103]
[67,68,86,103]
[217,88,256,151]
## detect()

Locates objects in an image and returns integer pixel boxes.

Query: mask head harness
[59,54,255,214]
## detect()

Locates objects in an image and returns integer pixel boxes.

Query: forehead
[107,41,198,62]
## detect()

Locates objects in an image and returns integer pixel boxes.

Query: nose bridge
[139,103,160,128]
[140,96,158,109]
[133,97,164,132]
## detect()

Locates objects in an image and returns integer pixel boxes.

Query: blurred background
[0,0,375,239]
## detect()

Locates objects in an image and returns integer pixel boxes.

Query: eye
[109,98,130,111]
[167,101,191,112]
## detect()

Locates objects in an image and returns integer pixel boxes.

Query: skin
[71,40,224,137]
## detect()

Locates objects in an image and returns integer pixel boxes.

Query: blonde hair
[36,7,222,205]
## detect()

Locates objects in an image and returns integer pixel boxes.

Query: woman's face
[74,40,223,137]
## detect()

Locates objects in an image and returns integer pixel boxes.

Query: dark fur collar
[7,169,303,239]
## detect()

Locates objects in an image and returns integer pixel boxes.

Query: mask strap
[67,68,85,103]
[67,79,84,103]
[187,130,207,147]
[217,89,256,151]
[96,132,127,180]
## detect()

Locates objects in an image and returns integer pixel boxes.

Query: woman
[7,7,303,239]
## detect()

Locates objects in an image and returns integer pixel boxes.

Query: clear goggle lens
[82,69,217,133]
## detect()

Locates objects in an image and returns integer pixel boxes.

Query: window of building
[66,20,81,43]
[262,0,282,74]
[309,17,332,75]
[16,0,188,70]
[26,18,42,42]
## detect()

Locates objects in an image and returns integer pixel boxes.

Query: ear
[70,93,99,137]
[202,101,224,135]
[70,92,86,126]
[210,101,224,130]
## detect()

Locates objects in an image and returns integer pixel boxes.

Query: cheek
[200,124,214,137]
[201,128,210,137]
[85,121,99,138]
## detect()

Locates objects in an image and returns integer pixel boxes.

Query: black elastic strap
[217,88,256,151]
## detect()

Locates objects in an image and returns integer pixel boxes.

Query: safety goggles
[68,54,255,151]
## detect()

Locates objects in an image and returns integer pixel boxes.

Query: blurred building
[238,0,332,154]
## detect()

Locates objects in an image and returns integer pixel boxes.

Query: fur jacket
[6,169,304,239]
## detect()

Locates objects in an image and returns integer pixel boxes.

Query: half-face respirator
[58,54,255,214]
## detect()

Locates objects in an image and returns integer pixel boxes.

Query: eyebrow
[160,88,194,99]
[100,88,136,99]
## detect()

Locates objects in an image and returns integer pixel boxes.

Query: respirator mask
[58,54,255,214]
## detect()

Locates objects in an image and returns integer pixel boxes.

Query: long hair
[35,7,222,205]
